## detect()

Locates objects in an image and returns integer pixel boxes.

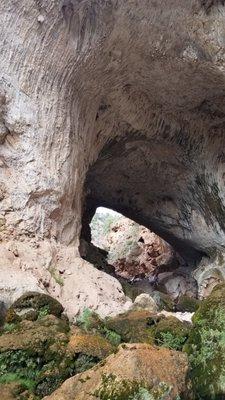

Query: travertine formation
[1,0,225,316]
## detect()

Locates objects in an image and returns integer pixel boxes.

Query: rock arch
[1,0,225,316]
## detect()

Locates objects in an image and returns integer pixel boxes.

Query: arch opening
[80,124,225,301]
[80,205,198,301]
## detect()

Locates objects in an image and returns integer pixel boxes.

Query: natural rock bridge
[1,0,225,317]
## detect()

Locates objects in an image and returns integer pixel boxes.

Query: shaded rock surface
[43,343,190,400]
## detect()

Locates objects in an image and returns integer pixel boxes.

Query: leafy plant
[73,354,100,374]
[0,372,36,391]
[102,327,121,346]
[38,305,50,319]
[76,308,121,346]
[155,331,187,351]
[1,322,17,333]
[76,308,94,331]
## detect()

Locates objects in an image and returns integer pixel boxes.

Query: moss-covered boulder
[0,315,70,398]
[184,283,225,399]
[68,328,114,360]
[0,381,37,399]
[44,343,191,400]
[6,292,64,323]
[153,316,191,351]
[104,310,161,344]
[0,310,117,399]
[175,295,200,313]
[76,308,121,347]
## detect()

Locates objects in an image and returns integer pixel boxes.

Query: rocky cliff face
[1,0,225,317]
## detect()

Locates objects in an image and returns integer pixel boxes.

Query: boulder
[184,283,225,399]
[0,383,23,400]
[0,315,69,398]
[68,328,114,360]
[6,292,64,323]
[103,310,161,344]
[132,293,158,312]
[43,343,190,400]
[0,311,119,398]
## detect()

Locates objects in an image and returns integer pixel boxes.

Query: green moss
[101,327,121,347]
[8,292,64,322]
[184,283,225,399]
[71,354,99,374]
[0,372,36,391]
[153,317,190,351]
[93,373,171,400]
[0,347,88,398]
[76,308,121,346]
[104,310,159,344]
[0,315,71,397]
[0,309,112,399]
[76,308,97,331]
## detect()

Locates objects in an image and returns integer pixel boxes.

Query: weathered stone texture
[1,0,225,314]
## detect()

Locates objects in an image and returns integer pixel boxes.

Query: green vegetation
[155,331,186,351]
[0,349,41,396]
[101,327,121,346]
[38,305,50,319]
[93,374,171,400]
[77,308,96,331]
[77,308,121,346]
[184,283,225,399]
[0,340,102,398]
[71,354,100,374]
[76,308,190,350]
[153,317,190,351]
[1,322,17,334]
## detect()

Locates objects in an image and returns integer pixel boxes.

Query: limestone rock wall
[1,0,225,315]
